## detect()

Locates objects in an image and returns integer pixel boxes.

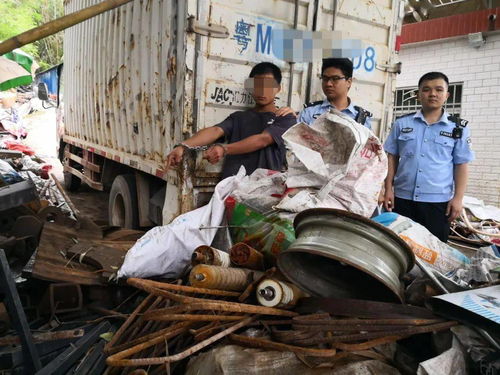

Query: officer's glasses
[320,75,346,84]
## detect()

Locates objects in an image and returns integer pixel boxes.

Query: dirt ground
[23,107,110,224]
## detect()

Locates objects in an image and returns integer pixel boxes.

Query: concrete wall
[396,32,500,206]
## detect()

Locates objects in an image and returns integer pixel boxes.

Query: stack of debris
[0,147,149,373]
[104,208,500,374]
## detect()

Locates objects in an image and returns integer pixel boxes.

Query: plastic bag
[277,110,387,217]
[373,212,470,276]
[0,159,23,185]
[226,197,295,263]
[118,168,246,279]
[231,169,286,213]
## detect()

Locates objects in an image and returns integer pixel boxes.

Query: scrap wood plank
[102,228,144,242]
[65,241,126,280]
[31,222,131,285]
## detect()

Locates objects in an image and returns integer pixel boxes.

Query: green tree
[33,0,64,70]
[0,0,64,71]
[0,0,39,58]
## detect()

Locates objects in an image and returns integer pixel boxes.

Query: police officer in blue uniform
[383,72,474,242]
[299,58,372,128]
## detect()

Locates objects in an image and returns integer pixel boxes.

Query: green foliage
[34,0,64,71]
[0,0,64,71]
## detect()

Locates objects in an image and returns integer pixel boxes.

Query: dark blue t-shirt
[215,110,296,178]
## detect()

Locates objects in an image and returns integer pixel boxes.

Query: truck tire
[109,174,139,229]
[62,144,81,191]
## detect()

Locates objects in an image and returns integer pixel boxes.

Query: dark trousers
[394,197,450,243]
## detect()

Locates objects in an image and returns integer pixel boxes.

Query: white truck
[58,0,404,228]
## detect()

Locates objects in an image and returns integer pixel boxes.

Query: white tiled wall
[397,33,500,206]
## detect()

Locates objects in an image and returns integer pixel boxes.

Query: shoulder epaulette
[303,100,323,109]
[447,115,468,139]
[395,112,416,120]
[447,115,468,127]
[353,105,373,125]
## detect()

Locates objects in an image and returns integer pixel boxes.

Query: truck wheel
[62,144,81,191]
[109,174,139,229]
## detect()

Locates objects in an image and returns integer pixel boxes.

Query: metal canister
[189,264,264,291]
[256,278,304,309]
[191,245,230,267]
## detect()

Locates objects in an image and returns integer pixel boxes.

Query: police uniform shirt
[298,98,372,129]
[384,110,474,203]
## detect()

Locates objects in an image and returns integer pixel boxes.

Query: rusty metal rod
[292,320,459,346]
[88,306,128,320]
[229,334,338,357]
[291,317,445,326]
[191,322,235,342]
[0,329,84,346]
[106,322,193,365]
[50,173,80,217]
[105,294,156,353]
[107,320,178,355]
[292,324,420,333]
[146,314,248,322]
[127,278,297,317]
[108,322,193,356]
[144,301,294,319]
[107,316,256,367]
[128,278,240,297]
[125,296,166,343]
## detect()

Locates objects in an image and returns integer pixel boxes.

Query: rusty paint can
[229,243,264,270]
[256,278,305,309]
[189,265,264,292]
[191,245,230,267]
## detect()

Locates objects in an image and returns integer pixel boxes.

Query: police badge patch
[401,127,413,133]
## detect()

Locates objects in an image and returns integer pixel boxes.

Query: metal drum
[278,209,415,303]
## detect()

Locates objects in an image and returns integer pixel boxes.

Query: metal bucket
[278,209,415,303]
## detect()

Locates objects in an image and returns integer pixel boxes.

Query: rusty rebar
[146,314,248,322]
[292,317,445,326]
[229,334,338,357]
[279,320,459,347]
[128,278,240,297]
[143,301,296,319]
[106,322,193,366]
[127,297,168,342]
[105,294,156,353]
[127,279,297,317]
[0,329,84,346]
[107,316,255,367]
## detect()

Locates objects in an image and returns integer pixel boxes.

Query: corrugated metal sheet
[64,0,182,169]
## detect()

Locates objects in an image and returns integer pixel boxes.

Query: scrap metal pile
[103,274,456,374]
[103,209,500,374]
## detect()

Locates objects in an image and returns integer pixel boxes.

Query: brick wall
[396,33,500,206]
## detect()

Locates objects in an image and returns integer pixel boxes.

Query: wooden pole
[0,0,134,56]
